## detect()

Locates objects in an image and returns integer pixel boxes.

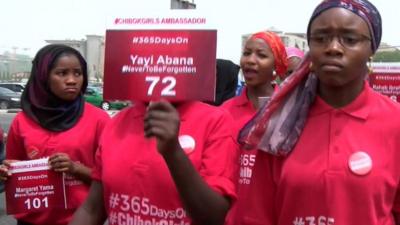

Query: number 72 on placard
[145,76,176,96]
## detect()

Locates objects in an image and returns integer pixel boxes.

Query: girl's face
[240,38,275,88]
[309,8,373,89]
[48,54,84,101]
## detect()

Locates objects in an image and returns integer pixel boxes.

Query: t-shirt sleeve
[91,143,103,181]
[93,110,110,151]
[199,111,239,202]
[6,114,27,160]
[91,110,110,180]
[96,112,111,139]
[392,126,400,220]
[392,167,400,222]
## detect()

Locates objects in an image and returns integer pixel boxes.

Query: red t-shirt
[0,126,3,157]
[221,87,260,225]
[0,126,3,143]
[93,101,239,225]
[6,103,110,225]
[246,83,400,225]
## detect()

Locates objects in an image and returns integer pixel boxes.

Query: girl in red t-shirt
[0,44,109,225]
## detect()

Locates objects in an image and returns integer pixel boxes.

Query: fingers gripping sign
[49,153,76,174]
[144,100,182,155]
[0,159,19,181]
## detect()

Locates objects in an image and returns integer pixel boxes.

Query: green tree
[373,50,400,62]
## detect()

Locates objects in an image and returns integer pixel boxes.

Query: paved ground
[0,192,16,225]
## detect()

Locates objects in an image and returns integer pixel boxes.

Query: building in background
[46,35,105,82]
[0,50,32,82]
[377,42,400,52]
[241,27,308,53]
[281,32,308,51]
[171,0,196,9]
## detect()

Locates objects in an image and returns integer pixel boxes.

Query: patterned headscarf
[21,44,88,132]
[307,0,382,53]
[238,0,381,156]
[250,31,288,78]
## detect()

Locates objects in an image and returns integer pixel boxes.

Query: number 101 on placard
[24,197,49,210]
[145,76,176,96]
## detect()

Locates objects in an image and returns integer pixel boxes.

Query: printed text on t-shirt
[239,153,256,185]
[108,193,188,225]
[293,216,335,225]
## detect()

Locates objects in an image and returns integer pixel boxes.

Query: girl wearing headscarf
[284,47,305,79]
[221,31,287,225]
[239,1,400,224]
[0,44,110,225]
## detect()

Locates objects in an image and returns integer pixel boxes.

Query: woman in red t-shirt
[0,44,109,225]
[221,31,288,225]
[238,1,400,225]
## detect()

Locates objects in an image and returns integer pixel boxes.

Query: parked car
[0,82,25,94]
[0,87,21,109]
[84,86,128,110]
[89,86,103,95]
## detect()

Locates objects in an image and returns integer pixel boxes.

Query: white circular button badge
[178,135,196,155]
[348,151,373,176]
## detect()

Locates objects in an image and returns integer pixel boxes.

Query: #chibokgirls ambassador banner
[369,63,400,103]
[104,13,217,102]
[5,158,67,214]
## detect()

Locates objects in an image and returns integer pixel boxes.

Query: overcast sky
[0,0,398,64]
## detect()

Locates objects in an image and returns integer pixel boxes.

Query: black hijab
[21,44,88,132]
